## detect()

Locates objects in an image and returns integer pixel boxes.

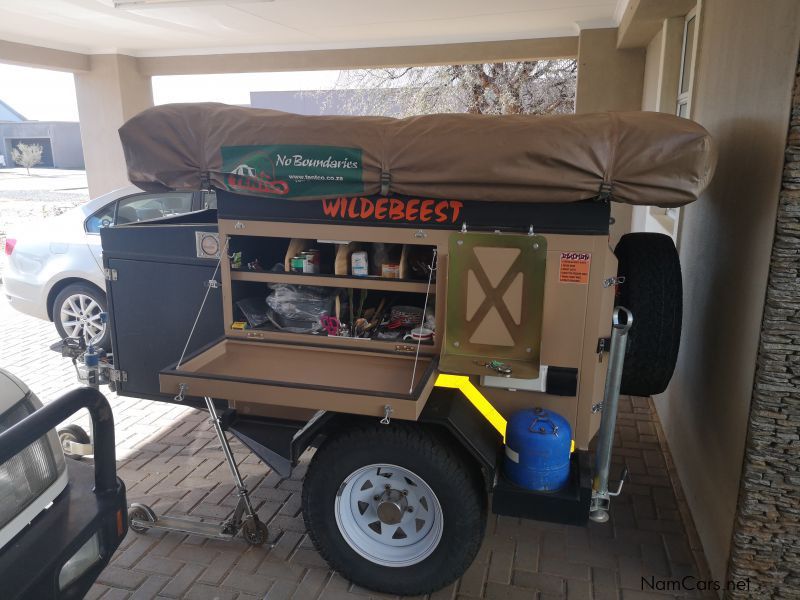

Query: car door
[85,191,195,270]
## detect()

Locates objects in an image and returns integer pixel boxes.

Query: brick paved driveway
[0,284,712,599]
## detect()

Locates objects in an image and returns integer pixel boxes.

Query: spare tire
[614,233,682,396]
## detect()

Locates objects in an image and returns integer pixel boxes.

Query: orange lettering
[359,197,375,219]
[406,199,420,221]
[375,198,388,220]
[347,197,360,219]
[420,199,434,222]
[434,201,449,222]
[322,198,343,218]
[389,198,405,220]
[449,200,463,223]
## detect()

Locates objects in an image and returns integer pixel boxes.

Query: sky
[0,63,341,121]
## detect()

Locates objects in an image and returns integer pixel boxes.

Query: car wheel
[303,423,486,596]
[53,283,110,350]
[614,232,683,396]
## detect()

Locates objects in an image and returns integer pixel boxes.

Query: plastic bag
[265,284,336,333]
[236,296,270,328]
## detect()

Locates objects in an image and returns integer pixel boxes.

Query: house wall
[0,121,84,169]
[575,28,645,244]
[632,28,666,232]
[654,0,800,584]
[641,28,663,112]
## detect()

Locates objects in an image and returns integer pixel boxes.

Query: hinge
[603,276,625,288]
[104,268,118,281]
[109,369,127,382]
[205,279,220,289]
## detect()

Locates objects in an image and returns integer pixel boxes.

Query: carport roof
[0,0,623,57]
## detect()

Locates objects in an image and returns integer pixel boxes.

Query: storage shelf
[226,328,436,354]
[230,270,434,293]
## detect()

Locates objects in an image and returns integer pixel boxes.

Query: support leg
[204,396,256,521]
[589,307,632,523]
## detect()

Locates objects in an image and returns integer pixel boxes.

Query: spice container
[351,251,369,277]
[301,249,320,274]
[381,263,400,279]
[290,255,306,273]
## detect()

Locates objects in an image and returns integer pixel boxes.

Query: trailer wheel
[614,232,683,396]
[302,423,486,595]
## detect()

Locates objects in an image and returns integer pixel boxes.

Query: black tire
[128,503,156,534]
[57,424,91,459]
[53,283,110,350]
[242,517,269,546]
[614,233,683,396]
[302,423,486,596]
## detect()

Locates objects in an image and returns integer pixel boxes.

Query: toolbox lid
[120,103,715,208]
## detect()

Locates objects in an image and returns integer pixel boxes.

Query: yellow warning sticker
[559,252,591,284]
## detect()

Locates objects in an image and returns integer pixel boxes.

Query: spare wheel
[614,232,683,397]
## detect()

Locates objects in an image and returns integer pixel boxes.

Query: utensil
[403,327,434,342]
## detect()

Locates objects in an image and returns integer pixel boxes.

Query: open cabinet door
[440,232,547,379]
[101,219,224,404]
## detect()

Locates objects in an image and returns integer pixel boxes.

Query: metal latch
[174,383,188,402]
[476,360,513,376]
[596,337,611,363]
[206,279,220,289]
[603,276,625,288]
[109,369,127,382]
[104,268,118,281]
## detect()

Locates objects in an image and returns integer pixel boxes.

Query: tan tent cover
[119,103,715,206]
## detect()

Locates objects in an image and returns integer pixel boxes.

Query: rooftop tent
[119,103,715,207]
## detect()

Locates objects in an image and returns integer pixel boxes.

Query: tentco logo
[226,163,290,196]
[221,144,364,198]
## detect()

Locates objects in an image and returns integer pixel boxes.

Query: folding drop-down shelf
[160,339,439,419]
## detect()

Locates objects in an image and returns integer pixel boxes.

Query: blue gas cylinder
[503,407,572,491]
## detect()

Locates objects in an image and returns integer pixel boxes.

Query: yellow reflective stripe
[435,374,507,441]
[571,439,575,454]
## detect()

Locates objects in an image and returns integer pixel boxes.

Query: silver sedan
[3,186,215,349]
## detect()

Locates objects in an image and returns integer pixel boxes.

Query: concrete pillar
[74,54,153,197]
[575,28,645,244]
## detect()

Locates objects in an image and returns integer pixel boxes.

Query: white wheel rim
[334,463,443,568]
[60,293,105,346]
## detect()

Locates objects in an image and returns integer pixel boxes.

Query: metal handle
[612,306,633,332]
[528,416,558,435]
[0,387,117,495]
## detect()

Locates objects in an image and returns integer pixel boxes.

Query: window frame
[84,191,199,234]
[676,6,699,120]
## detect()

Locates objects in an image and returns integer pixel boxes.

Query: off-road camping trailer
[68,104,715,595]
